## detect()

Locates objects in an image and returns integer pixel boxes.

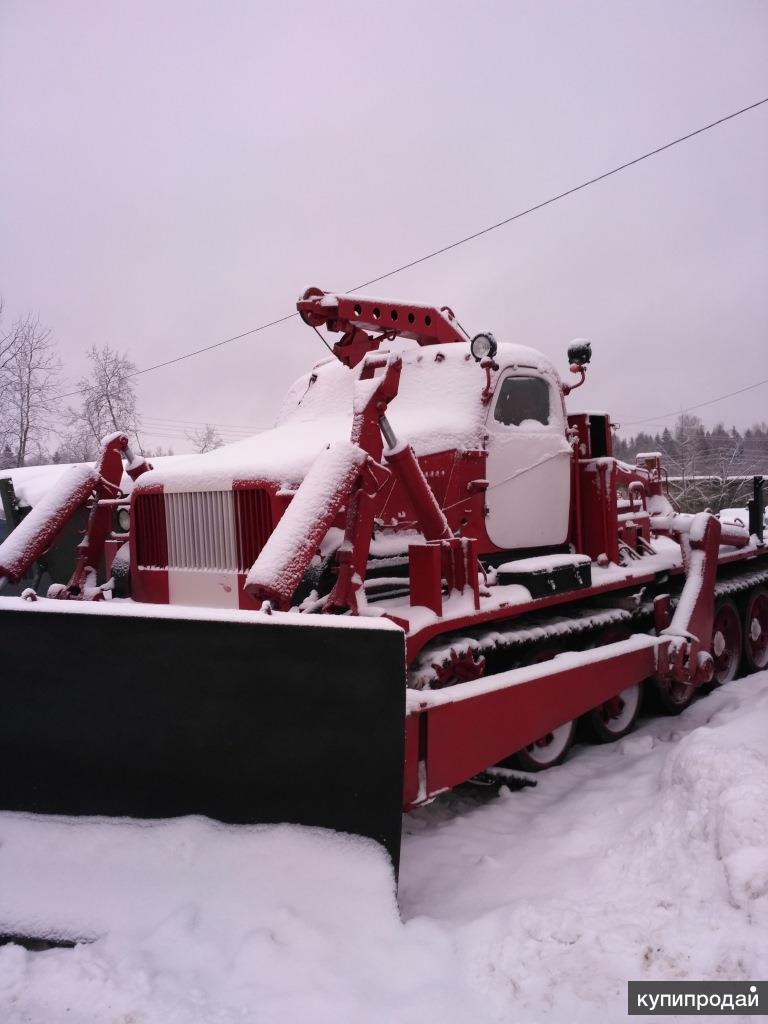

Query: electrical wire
[138,428,257,443]
[54,95,768,403]
[54,312,299,401]
[350,97,768,291]
[621,375,768,427]
[138,422,264,439]
[140,419,265,437]
[139,412,268,429]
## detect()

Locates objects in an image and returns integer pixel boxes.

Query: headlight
[117,506,131,532]
[470,332,498,362]
[567,339,592,367]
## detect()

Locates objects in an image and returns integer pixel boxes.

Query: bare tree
[67,345,142,455]
[0,300,23,452]
[186,423,223,454]
[51,426,102,465]
[1,313,61,467]
[0,299,21,374]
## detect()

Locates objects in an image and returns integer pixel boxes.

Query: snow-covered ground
[1,672,766,1023]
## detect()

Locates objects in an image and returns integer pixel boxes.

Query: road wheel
[646,675,696,715]
[511,720,576,771]
[502,643,575,771]
[582,683,642,742]
[710,598,742,686]
[742,587,768,673]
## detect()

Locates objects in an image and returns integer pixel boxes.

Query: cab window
[493,375,550,427]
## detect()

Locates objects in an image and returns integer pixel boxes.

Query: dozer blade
[0,599,406,871]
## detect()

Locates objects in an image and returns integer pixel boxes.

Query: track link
[409,603,644,689]
[409,560,768,691]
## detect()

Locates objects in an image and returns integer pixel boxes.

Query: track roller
[710,598,742,686]
[579,627,642,741]
[646,675,696,715]
[509,720,576,771]
[582,683,642,742]
[502,643,576,770]
[742,587,768,673]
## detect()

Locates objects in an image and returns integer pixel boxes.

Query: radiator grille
[234,487,274,571]
[134,492,168,569]
[164,491,237,572]
[134,487,274,572]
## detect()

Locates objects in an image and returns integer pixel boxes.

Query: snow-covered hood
[137,341,560,494]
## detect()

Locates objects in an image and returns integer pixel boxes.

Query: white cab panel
[485,368,572,550]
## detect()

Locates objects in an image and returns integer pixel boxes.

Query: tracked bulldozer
[1,287,767,872]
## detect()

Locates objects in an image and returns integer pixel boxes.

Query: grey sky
[1,0,767,454]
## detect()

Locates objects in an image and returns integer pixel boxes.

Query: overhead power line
[55,312,299,401]
[56,95,768,404]
[140,413,267,431]
[621,375,768,428]
[139,426,257,442]
[352,97,768,291]
[141,413,265,429]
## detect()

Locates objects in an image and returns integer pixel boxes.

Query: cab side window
[493,375,550,427]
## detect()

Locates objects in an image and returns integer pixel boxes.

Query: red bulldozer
[1,287,766,872]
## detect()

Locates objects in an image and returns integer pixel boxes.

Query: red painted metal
[405,636,664,806]
[406,537,481,615]
[233,484,274,571]
[744,588,768,670]
[561,363,587,396]
[131,487,168,571]
[7,286,768,834]
[709,598,742,685]
[324,355,402,613]
[480,357,499,404]
[402,715,422,807]
[406,542,768,669]
[246,445,370,609]
[384,444,451,542]
[378,448,490,546]
[658,513,720,685]
[124,448,153,482]
[408,544,443,614]
[430,647,486,688]
[297,288,466,368]
[441,537,480,609]
[51,434,130,598]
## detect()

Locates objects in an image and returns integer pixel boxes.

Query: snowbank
[0,821,484,1024]
[402,673,768,1021]
[0,673,766,1022]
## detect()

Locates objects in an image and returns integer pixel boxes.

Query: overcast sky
[1,0,767,454]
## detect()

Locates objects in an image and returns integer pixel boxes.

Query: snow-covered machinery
[1,288,767,870]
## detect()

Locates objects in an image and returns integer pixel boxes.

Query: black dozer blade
[0,601,406,873]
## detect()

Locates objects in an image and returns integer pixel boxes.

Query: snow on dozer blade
[0,600,406,872]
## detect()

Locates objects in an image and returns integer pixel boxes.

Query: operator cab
[482,343,572,552]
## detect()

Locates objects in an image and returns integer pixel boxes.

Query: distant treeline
[614,414,768,512]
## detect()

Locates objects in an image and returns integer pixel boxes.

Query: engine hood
[136,340,559,494]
